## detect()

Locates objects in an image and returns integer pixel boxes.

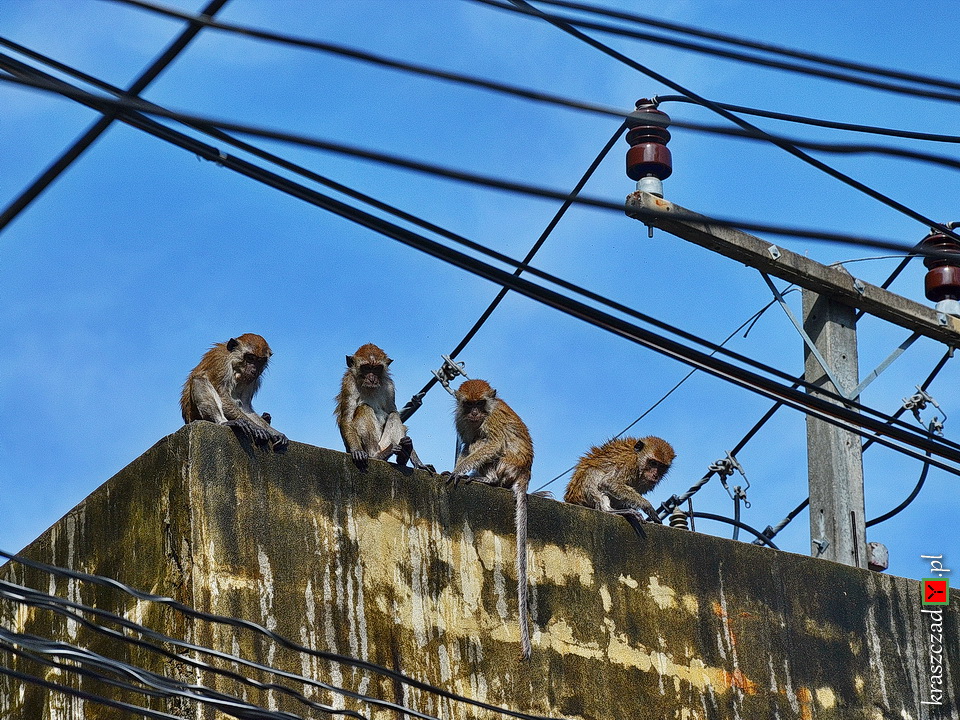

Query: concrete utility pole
[625,191,960,566]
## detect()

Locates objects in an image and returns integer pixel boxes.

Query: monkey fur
[565,436,674,525]
[447,378,534,661]
[181,333,288,450]
[335,343,427,470]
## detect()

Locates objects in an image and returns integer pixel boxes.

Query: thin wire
[528,0,960,93]
[486,0,960,246]
[0,0,230,235]
[401,122,627,421]
[753,347,953,544]
[5,57,959,469]
[7,68,960,259]
[533,295,783,493]
[473,0,960,104]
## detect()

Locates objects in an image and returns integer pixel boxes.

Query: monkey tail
[514,484,532,661]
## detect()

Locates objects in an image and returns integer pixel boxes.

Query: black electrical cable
[0,0,230,235]
[865,453,931,528]
[89,2,960,149]
[0,663,182,720]
[676,121,960,173]
[8,68,960,261]
[484,0,960,246]
[0,579,385,720]
[688,512,778,549]
[400,121,627,421]
[656,96,960,145]
[472,0,960,105]
[0,551,555,720]
[529,0,960,93]
[753,347,954,544]
[5,56,959,470]
[9,60,958,458]
[532,296,782,493]
[0,633,309,720]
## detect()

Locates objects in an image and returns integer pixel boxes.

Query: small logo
[922,578,949,605]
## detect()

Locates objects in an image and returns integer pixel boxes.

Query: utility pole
[625,190,960,566]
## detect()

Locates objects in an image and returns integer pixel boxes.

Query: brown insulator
[920,228,960,303]
[625,98,672,187]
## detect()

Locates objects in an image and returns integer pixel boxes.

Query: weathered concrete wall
[1,422,956,719]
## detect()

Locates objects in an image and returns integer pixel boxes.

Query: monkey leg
[349,405,382,468]
[187,377,228,424]
[603,485,662,524]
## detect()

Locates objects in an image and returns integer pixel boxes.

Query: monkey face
[238,352,268,384]
[358,363,383,389]
[460,400,489,426]
[641,458,670,485]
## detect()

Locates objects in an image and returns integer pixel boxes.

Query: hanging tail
[514,484,531,661]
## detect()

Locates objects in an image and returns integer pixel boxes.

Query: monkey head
[634,436,675,489]
[455,379,497,427]
[347,343,392,390]
[228,333,272,385]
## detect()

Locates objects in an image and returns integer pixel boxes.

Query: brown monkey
[447,379,534,661]
[180,333,288,449]
[335,343,426,469]
[565,436,674,524]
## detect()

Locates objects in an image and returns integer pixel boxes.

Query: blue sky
[1,0,957,581]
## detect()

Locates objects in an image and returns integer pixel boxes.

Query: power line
[0,0,230,235]
[400,122,626,421]
[93,1,960,150]
[6,67,960,260]
[487,0,960,246]
[0,552,555,720]
[5,54,959,471]
[656,95,960,144]
[472,0,960,104]
[529,0,960,93]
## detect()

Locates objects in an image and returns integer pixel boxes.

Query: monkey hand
[393,436,414,467]
[224,418,270,444]
[261,412,272,425]
[351,449,370,469]
[444,471,471,487]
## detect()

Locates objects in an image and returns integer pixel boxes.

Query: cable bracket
[431,355,469,396]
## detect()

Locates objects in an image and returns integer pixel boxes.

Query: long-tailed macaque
[447,379,534,661]
[565,436,674,524]
[181,333,288,450]
[335,343,426,470]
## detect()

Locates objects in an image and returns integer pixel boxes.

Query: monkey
[335,343,427,470]
[446,378,534,661]
[564,436,675,527]
[180,333,288,450]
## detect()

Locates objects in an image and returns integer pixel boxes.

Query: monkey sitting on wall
[564,436,674,525]
[446,378,534,661]
[180,333,288,450]
[335,343,427,470]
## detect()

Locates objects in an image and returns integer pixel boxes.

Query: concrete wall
[1,422,956,719]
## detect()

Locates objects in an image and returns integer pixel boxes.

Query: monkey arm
[601,481,660,523]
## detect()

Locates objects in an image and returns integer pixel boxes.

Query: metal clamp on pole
[431,355,470,396]
[902,386,947,430]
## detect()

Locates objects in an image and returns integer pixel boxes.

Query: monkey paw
[351,449,370,469]
[269,432,289,450]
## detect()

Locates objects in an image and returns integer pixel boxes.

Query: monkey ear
[386,357,393,366]
[345,354,354,367]
[633,438,646,453]
[227,338,240,352]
